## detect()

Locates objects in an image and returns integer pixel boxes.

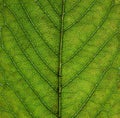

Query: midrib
[58,0,65,118]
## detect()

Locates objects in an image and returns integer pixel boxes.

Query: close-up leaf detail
[0,0,120,118]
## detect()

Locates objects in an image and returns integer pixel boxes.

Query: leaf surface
[0,0,120,118]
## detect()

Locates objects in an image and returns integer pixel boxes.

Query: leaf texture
[0,0,120,118]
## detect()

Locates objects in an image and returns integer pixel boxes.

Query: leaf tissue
[0,0,120,118]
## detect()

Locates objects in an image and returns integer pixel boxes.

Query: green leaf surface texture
[0,0,120,118]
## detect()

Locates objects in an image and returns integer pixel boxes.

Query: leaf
[0,0,120,118]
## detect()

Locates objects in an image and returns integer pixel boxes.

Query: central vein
[58,0,65,118]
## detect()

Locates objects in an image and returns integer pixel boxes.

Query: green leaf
[0,0,120,118]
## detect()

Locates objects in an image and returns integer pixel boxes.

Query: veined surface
[0,0,120,118]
